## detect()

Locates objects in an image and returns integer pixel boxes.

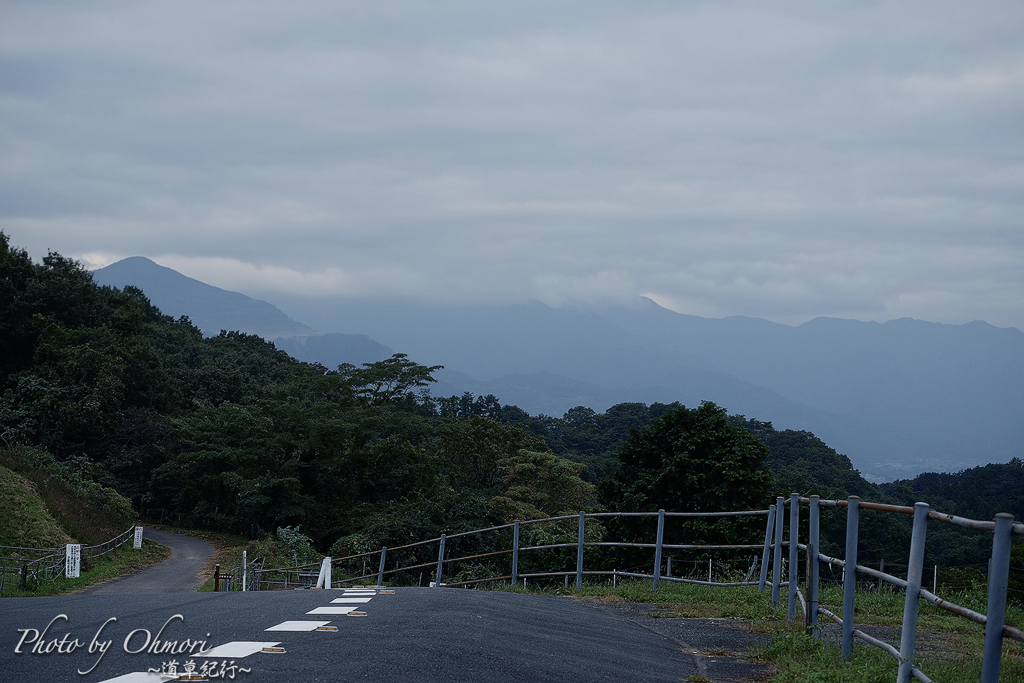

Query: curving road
[77,528,214,595]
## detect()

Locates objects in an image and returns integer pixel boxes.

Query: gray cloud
[2,0,1023,328]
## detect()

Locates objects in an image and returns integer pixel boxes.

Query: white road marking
[265,620,332,631]
[307,606,360,614]
[194,641,282,658]
[95,674,164,683]
[330,597,372,603]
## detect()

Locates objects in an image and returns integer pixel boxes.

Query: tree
[435,416,549,490]
[490,449,596,521]
[600,402,772,548]
[336,354,442,406]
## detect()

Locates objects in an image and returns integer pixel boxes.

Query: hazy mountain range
[93,257,1024,482]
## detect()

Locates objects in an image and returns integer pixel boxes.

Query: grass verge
[0,538,170,598]
[489,577,1024,682]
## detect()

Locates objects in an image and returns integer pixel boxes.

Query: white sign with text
[133,526,143,550]
[66,544,81,578]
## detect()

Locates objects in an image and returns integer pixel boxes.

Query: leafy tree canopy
[601,401,772,514]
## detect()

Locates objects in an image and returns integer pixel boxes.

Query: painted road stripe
[307,606,360,615]
[266,620,332,632]
[195,641,281,658]
[330,597,372,603]
[96,674,164,683]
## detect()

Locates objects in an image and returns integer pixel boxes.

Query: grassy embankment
[0,454,170,597]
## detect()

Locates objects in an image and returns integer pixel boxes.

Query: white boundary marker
[265,621,332,632]
[96,673,164,683]
[194,641,281,658]
[307,606,360,615]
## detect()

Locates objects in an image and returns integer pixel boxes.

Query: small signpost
[66,544,81,579]
[133,526,143,550]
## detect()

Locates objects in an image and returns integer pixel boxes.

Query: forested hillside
[1,233,1017,576]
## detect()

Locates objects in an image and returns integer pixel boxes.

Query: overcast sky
[3,1,1023,329]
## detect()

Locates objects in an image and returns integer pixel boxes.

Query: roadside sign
[66,544,81,578]
[133,526,143,549]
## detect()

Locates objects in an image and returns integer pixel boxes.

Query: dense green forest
[1,232,1019,584]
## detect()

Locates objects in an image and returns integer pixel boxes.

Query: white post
[242,550,247,591]
[316,556,332,589]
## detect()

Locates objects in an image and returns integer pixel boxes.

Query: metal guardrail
[766,494,1019,683]
[252,509,771,592]
[247,497,1020,683]
[0,526,137,593]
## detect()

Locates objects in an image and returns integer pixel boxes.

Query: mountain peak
[92,257,316,338]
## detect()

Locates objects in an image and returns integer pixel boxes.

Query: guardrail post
[788,492,799,621]
[653,509,665,591]
[214,564,220,592]
[842,496,859,660]
[772,496,784,606]
[511,521,520,585]
[981,512,1014,683]
[808,495,820,640]
[759,505,775,592]
[897,502,929,683]
[377,547,387,587]
[575,511,585,590]
[434,534,446,588]
[242,550,247,592]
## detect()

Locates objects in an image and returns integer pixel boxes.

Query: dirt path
[77,528,214,594]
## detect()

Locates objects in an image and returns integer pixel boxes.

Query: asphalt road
[77,529,214,595]
[1,588,770,683]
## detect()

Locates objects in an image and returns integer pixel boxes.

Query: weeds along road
[77,529,214,595]
[1,587,769,682]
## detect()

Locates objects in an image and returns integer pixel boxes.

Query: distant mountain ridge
[92,257,316,338]
[92,257,1024,481]
[270,294,1024,480]
[91,257,395,368]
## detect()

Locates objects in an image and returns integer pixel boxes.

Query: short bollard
[214,564,220,592]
